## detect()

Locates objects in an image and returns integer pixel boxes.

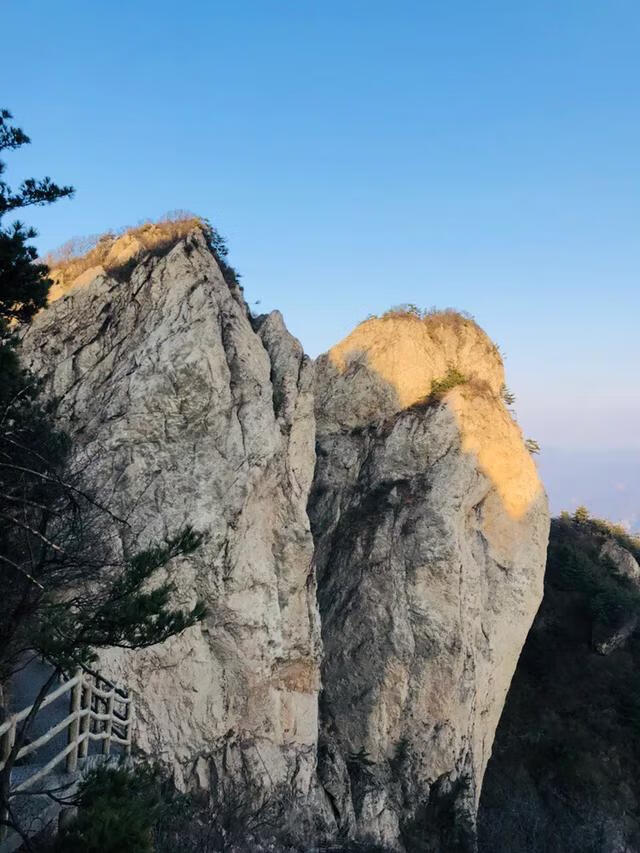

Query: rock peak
[42,214,213,302]
[329,308,504,408]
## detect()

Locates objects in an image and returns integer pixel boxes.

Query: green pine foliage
[0,109,206,684]
[430,366,468,397]
[200,219,242,289]
[550,513,640,629]
[32,528,206,672]
[573,505,590,524]
[500,384,516,406]
[54,765,168,853]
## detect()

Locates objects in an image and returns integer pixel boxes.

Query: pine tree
[0,109,73,324]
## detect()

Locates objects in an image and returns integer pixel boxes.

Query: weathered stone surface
[601,539,640,584]
[310,314,550,850]
[22,230,321,792]
[593,617,639,656]
[593,539,640,655]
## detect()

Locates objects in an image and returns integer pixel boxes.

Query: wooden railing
[0,668,133,840]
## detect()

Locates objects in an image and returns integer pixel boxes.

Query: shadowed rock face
[310,317,549,851]
[592,539,640,655]
[22,230,321,794]
[20,234,550,851]
[479,519,640,853]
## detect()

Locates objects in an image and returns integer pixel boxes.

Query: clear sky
[4,1,640,518]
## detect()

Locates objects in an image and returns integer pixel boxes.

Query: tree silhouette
[0,109,73,324]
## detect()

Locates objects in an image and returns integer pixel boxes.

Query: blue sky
[4,1,640,518]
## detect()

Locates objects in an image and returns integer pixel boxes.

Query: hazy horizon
[536,447,640,532]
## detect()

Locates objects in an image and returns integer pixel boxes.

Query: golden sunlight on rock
[326,309,543,520]
[313,306,549,845]
[44,214,205,302]
[328,311,505,407]
[449,385,543,521]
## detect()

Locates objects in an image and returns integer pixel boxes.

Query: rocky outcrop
[21,232,550,851]
[601,538,640,583]
[593,539,640,655]
[310,313,549,850]
[22,229,321,794]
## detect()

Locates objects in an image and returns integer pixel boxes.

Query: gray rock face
[20,234,550,850]
[593,539,640,655]
[22,230,321,793]
[310,316,550,850]
[601,539,640,584]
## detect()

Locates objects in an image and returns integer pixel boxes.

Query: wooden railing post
[66,669,82,772]
[1,718,16,767]
[125,693,133,756]
[1,719,15,841]
[78,678,90,760]
[102,691,115,756]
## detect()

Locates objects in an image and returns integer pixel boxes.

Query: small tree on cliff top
[0,109,206,845]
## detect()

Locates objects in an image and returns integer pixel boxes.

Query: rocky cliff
[21,226,550,850]
[23,229,322,796]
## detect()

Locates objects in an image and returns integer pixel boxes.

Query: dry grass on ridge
[356,304,502,362]
[41,211,206,297]
[363,304,483,334]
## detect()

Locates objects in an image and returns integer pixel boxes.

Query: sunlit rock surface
[310,313,549,850]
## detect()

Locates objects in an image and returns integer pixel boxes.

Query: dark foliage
[401,775,475,853]
[54,764,164,853]
[479,515,640,852]
[56,762,396,853]
[550,514,640,629]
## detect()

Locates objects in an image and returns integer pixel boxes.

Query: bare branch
[0,462,129,525]
[0,510,66,555]
[0,553,44,590]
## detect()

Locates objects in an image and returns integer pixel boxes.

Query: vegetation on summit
[430,365,469,397]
